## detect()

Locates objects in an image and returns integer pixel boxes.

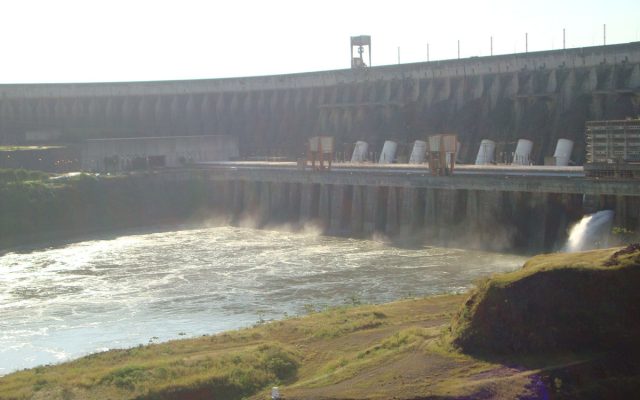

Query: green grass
[311,309,387,338]
[450,246,640,355]
[0,341,299,400]
[0,146,62,152]
[487,248,619,286]
[0,297,473,400]
[0,168,49,184]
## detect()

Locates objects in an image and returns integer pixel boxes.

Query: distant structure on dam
[1,41,640,164]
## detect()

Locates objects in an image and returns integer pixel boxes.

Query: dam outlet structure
[512,139,533,166]
[162,165,640,253]
[553,138,574,166]
[351,141,369,162]
[409,140,427,164]
[378,140,398,164]
[475,139,497,165]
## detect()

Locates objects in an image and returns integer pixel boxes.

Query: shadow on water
[0,220,221,256]
[2,222,535,257]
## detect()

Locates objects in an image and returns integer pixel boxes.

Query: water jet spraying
[565,210,614,252]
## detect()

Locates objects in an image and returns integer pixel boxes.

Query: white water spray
[0,225,527,374]
[565,210,614,252]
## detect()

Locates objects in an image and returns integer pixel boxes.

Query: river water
[0,226,526,375]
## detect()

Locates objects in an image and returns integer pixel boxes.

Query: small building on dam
[81,135,238,172]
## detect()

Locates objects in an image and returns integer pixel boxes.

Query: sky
[1,0,640,83]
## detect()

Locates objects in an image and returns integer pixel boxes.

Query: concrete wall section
[174,164,640,252]
[82,135,238,171]
[194,166,640,197]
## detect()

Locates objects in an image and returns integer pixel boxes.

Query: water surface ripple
[0,226,526,374]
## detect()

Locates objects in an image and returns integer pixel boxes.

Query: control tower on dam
[1,42,640,164]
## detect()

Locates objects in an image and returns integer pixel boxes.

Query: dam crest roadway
[193,162,639,196]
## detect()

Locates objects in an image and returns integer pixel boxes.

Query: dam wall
[82,135,239,171]
[2,42,640,165]
[164,168,640,252]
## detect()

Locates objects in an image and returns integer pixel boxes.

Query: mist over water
[0,226,526,375]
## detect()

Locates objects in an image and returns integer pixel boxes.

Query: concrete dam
[161,164,640,253]
[2,42,640,164]
[2,42,640,252]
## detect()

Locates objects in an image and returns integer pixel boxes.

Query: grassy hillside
[0,295,543,400]
[450,246,640,354]
[448,245,640,398]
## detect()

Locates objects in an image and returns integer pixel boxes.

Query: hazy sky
[2,0,639,83]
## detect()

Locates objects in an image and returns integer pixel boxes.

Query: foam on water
[0,226,526,374]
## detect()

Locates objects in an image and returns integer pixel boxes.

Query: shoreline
[2,247,639,399]
[0,226,528,379]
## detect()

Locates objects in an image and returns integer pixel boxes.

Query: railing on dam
[187,165,640,196]
[1,42,639,97]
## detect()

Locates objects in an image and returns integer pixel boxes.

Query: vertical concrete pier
[319,184,331,230]
[400,187,419,237]
[223,181,242,217]
[424,188,438,240]
[363,186,381,236]
[351,186,365,236]
[268,182,287,224]
[386,187,400,236]
[258,181,271,227]
[330,185,345,234]
[527,192,550,251]
[287,183,301,223]
[300,183,315,222]
[242,181,259,222]
[229,181,245,219]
